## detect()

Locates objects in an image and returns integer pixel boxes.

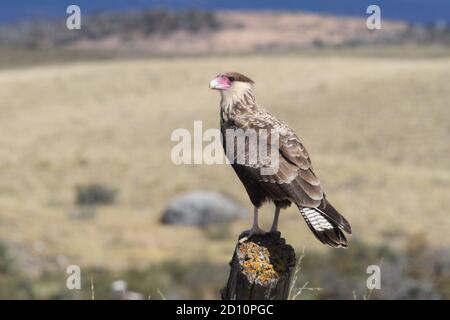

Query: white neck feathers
[220,81,255,114]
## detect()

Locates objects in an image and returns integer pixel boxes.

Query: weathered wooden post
[221,231,296,300]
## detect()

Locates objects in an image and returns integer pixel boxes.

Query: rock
[161,191,247,227]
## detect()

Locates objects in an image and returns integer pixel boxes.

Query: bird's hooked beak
[209,75,231,90]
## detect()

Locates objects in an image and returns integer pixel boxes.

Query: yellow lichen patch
[238,241,281,284]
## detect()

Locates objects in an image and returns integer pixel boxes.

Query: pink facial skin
[209,75,232,90]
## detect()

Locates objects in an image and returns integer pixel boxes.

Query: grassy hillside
[0,10,408,53]
[0,50,449,297]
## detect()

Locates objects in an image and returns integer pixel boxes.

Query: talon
[239,237,248,244]
[239,227,266,243]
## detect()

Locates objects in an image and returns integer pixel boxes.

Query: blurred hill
[1,0,450,24]
[3,10,450,54]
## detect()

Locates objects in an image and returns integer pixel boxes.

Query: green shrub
[75,184,117,206]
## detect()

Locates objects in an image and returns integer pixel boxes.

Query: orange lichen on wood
[222,232,296,299]
[237,239,288,285]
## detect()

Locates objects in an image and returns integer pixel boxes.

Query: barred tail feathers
[298,206,349,248]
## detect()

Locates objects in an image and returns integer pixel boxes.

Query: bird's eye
[228,77,235,82]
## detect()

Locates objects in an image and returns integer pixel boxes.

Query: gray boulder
[161,191,247,226]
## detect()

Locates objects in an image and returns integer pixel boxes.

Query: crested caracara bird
[209,72,351,248]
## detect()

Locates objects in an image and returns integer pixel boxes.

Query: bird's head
[209,72,254,91]
[209,72,254,103]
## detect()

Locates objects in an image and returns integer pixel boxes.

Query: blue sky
[0,0,448,24]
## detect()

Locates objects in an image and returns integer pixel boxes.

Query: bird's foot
[239,226,266,243]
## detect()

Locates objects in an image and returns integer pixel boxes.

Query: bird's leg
[239,207,266,243]
[270,206,281,232]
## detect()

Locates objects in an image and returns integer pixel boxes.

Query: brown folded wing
[228,114,324,208]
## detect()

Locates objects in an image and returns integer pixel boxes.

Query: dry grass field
[0,48,449,298]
